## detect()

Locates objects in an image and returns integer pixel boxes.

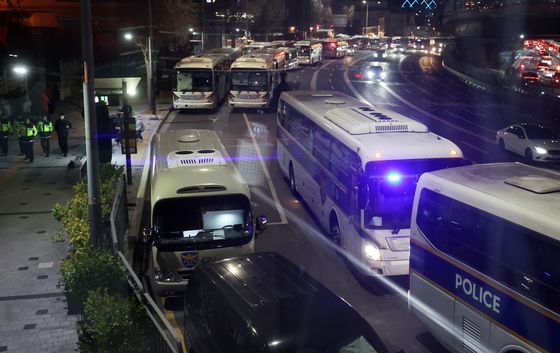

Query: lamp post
[363,0,369,34]
[13,65,29,99]
[123,32,154,114]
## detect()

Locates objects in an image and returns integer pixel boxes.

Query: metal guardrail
[110,175,183,353]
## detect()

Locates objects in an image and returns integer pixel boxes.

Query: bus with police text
[277,91,466,277]
[409,162,560,353]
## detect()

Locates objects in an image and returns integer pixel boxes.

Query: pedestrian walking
[36,115,54,157]
[135,118,145,141]
[54,113,72,157]
[0,115,12,156]
[22,117,37,162]
[14,116,26,156]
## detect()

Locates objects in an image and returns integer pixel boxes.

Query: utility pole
[80,0,103,248]
[121,80,133,185]
[147,0,155,115]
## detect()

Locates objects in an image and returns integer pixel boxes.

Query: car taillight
[354,73,362,79]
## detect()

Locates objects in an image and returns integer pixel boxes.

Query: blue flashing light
[386,171,402,184]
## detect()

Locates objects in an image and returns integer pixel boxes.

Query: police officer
[22,117,37,162]
[54,113,72,157]
[14,115,26,156]
[36,115,54,157]
[0,115,12,156]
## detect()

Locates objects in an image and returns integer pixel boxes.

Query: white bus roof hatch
[324,106,429,135]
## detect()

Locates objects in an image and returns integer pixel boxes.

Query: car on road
[359,64,385,81]
[541,54,553,65]
[520,71,540,84]
[183,252,389,353]
[496,123,560,162]
[536,61,550,71]
[552,72,560,87]
[372,49,387,59]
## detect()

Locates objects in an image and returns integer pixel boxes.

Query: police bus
[409,162,560,353]
[277,91,465,276]
[146,129,267,298]
[294,40,323,65]
[322,39,348,59]
[229,52,279,109]
[173,52,239,110]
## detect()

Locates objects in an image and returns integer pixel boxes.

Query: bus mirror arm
[357,184,368,209]
[256,215,268,233]
[142,226,154,244]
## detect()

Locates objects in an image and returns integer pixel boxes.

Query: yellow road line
[164,307,188,353]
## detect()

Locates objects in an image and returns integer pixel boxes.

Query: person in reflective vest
[23,117,37,162]
[36,115,54,157]
[14,116,26,156]
[0,115,12,156]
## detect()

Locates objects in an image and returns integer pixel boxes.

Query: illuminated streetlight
[520,34,525,39]
[124,32,133,41]
[13,65,29,99]
[236,28,240,32]
[363,0,369,33]
[189,27,194,32]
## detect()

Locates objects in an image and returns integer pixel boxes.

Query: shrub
[52,163,124,253]
[79,288,150,353]
[58,248,127,307]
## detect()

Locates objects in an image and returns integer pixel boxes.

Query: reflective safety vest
[37,120,54,134]
[14,120,25,137]
[25,125,37,138]
[0,120,11,134]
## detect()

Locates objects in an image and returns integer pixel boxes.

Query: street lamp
[13,65,29,99]
[363,0,369,33]
[123,31,154,113]
[520,34,525,39]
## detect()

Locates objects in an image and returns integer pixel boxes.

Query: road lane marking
[342,70,370,104]
[461,140,489,154]
[242,113,288,224]
[267,221,288,226]
[445,111,495,134]
[38,262,54,269]
[164,309,187,353]
[311,60,338,91]
[379,83,495,144]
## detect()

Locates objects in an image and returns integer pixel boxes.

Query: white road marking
[461,140,489,154]
[242,113,288,224]
[267,221,289,226]
[379,83,495,144]
[311,60,338,91]
[38,262,54,268]
[342,70,370,104]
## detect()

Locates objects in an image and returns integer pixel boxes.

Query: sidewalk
[0,96,170,353]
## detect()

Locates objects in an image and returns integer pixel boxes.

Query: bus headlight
[535,147,547,154]
[367,71,374,79]
[364,243,381,261]
[154,269,183,283]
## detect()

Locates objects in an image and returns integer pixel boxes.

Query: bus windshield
[231,69,268,91]
[364,158,465,230]
[297,47,311,56]
[152,194,252,249]
[176,68,213,92]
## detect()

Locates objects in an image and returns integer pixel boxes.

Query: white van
[145,129,267,298]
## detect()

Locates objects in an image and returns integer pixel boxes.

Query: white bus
[243,41,275,54]
[146,129,267,298]
[409,162,560,353]
[322,39,348,59]
[173,53,236,110]
[294,40,322,65]
[229,53,279,109]
[277,91,466,276]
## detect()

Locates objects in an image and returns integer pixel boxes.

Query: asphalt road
[155,51,560,353]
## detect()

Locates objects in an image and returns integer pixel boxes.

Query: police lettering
[455,273,501,314]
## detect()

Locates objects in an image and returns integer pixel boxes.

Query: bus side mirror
[357,184,368,209]
[142,226,154,244]
[256,215,268,232]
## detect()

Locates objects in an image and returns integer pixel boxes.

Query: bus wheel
[289,163,298,196]
[329,215,341,247]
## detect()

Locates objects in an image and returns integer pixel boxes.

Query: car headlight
[373,53,378,58]
[535,147,547,154]
[382,53,387,58]
[364,243,381,261]
[380,72,386,79]
[154,269,183,283]
[367,71,374,79]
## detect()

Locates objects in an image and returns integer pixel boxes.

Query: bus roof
[423,163,560,232]
[280,91,462,165]
[175,53,230,69]
[151,129,250,206]
[231,53,276,69]
[294,40,322,46]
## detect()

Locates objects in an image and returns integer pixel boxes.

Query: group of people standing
[0,112,72,162]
